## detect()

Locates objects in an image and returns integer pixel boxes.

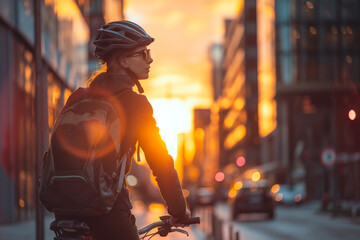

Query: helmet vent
[124,32,140,41]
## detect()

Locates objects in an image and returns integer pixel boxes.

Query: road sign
[321,148,336,167]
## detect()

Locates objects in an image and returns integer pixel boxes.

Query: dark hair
[87,51,125,86]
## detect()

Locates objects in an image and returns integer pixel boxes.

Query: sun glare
[150,99,192,159]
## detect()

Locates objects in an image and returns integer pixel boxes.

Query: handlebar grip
[177,217,200,225]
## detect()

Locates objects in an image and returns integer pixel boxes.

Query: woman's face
[122,45,153,80]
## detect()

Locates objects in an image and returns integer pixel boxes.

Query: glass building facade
[275,0,360,200]
[276,0,360,86]
[0,0,89,224]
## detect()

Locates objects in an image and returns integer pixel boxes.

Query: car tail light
[294,193,302,202]
[237,193,246,201]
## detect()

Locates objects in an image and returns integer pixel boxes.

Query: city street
[0,203,205,240]
[205,201,360,240]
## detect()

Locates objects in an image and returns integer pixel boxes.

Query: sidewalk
[307,200,360,224]
[0,214,55,240]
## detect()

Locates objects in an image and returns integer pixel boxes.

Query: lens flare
[53,88,125,159]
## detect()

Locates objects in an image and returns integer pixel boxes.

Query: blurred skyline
[124,0,240,157]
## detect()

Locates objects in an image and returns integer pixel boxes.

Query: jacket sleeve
[135,95,187,218]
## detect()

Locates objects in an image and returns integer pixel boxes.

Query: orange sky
[124,0,239,103]
[124,0,240,158]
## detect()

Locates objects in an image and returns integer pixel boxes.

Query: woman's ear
[119,57,129,68]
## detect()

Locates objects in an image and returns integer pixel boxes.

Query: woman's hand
[171,209,192,228]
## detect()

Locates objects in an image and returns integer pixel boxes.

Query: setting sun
[150,99,192,160]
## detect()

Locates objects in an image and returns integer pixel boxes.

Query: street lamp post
[34,0,44,239]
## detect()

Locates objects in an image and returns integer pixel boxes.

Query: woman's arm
[135,95,187,218]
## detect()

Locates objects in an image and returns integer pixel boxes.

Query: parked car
[272,183,305,205]
[230,180,275,220]
[196,187,216,206]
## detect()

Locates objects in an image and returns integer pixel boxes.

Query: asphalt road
[212,201,360,240]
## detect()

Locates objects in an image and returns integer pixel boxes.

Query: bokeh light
[126,175,138,187]
[234,181,243,190]
[295,194,302,203]
[349,109,356,120]
[228,188,237,199]
[275,193,283,202]
[236,156,246,167]
[214,171,225,182]
[251,171,261,182]
[271,184,280,194]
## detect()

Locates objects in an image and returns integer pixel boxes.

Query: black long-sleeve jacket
[63,72,186,218]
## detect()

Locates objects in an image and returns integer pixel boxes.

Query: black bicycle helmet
[93,20,154,61]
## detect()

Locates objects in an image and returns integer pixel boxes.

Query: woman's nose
[147,56,153,64]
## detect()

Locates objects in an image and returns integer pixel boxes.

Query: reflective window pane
[300,0,317,20]
[342,53,359,84]
[13,39,36,221]
[320,54,337,83]
[0,0,15,23]
[319,0,336,20]
[341,0,360,20]
[16,0,34,44]
[0,21,13,224]
[276,0,291,22]
[319,24,338,50]
[280,54,293,84]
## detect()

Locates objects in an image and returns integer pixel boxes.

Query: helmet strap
[125,68,144,93]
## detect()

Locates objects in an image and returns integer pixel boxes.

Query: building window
[319,0,336,20]
[342,53,359,84]
[303,54,319,82]
[0,0,15,23]
[16,0,35,44]
[14,40,36,221]
[320,54,338,83]
[319,24,339,50]
[299,24,318,51]
[341,0,360,20]
[301,0,317,20]
[280,54,293,84]
[47,72,63,132]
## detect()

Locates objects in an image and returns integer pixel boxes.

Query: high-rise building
[217,0,260,170]
[275,0,360,199]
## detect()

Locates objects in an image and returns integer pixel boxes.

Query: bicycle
[50,215,200,240]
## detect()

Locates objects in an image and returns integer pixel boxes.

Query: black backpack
[39,88,131,216]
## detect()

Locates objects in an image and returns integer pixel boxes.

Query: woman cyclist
[55,20,190,240]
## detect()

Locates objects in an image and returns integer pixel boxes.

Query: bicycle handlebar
[138,216,200,236]
[176,217,200,225]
